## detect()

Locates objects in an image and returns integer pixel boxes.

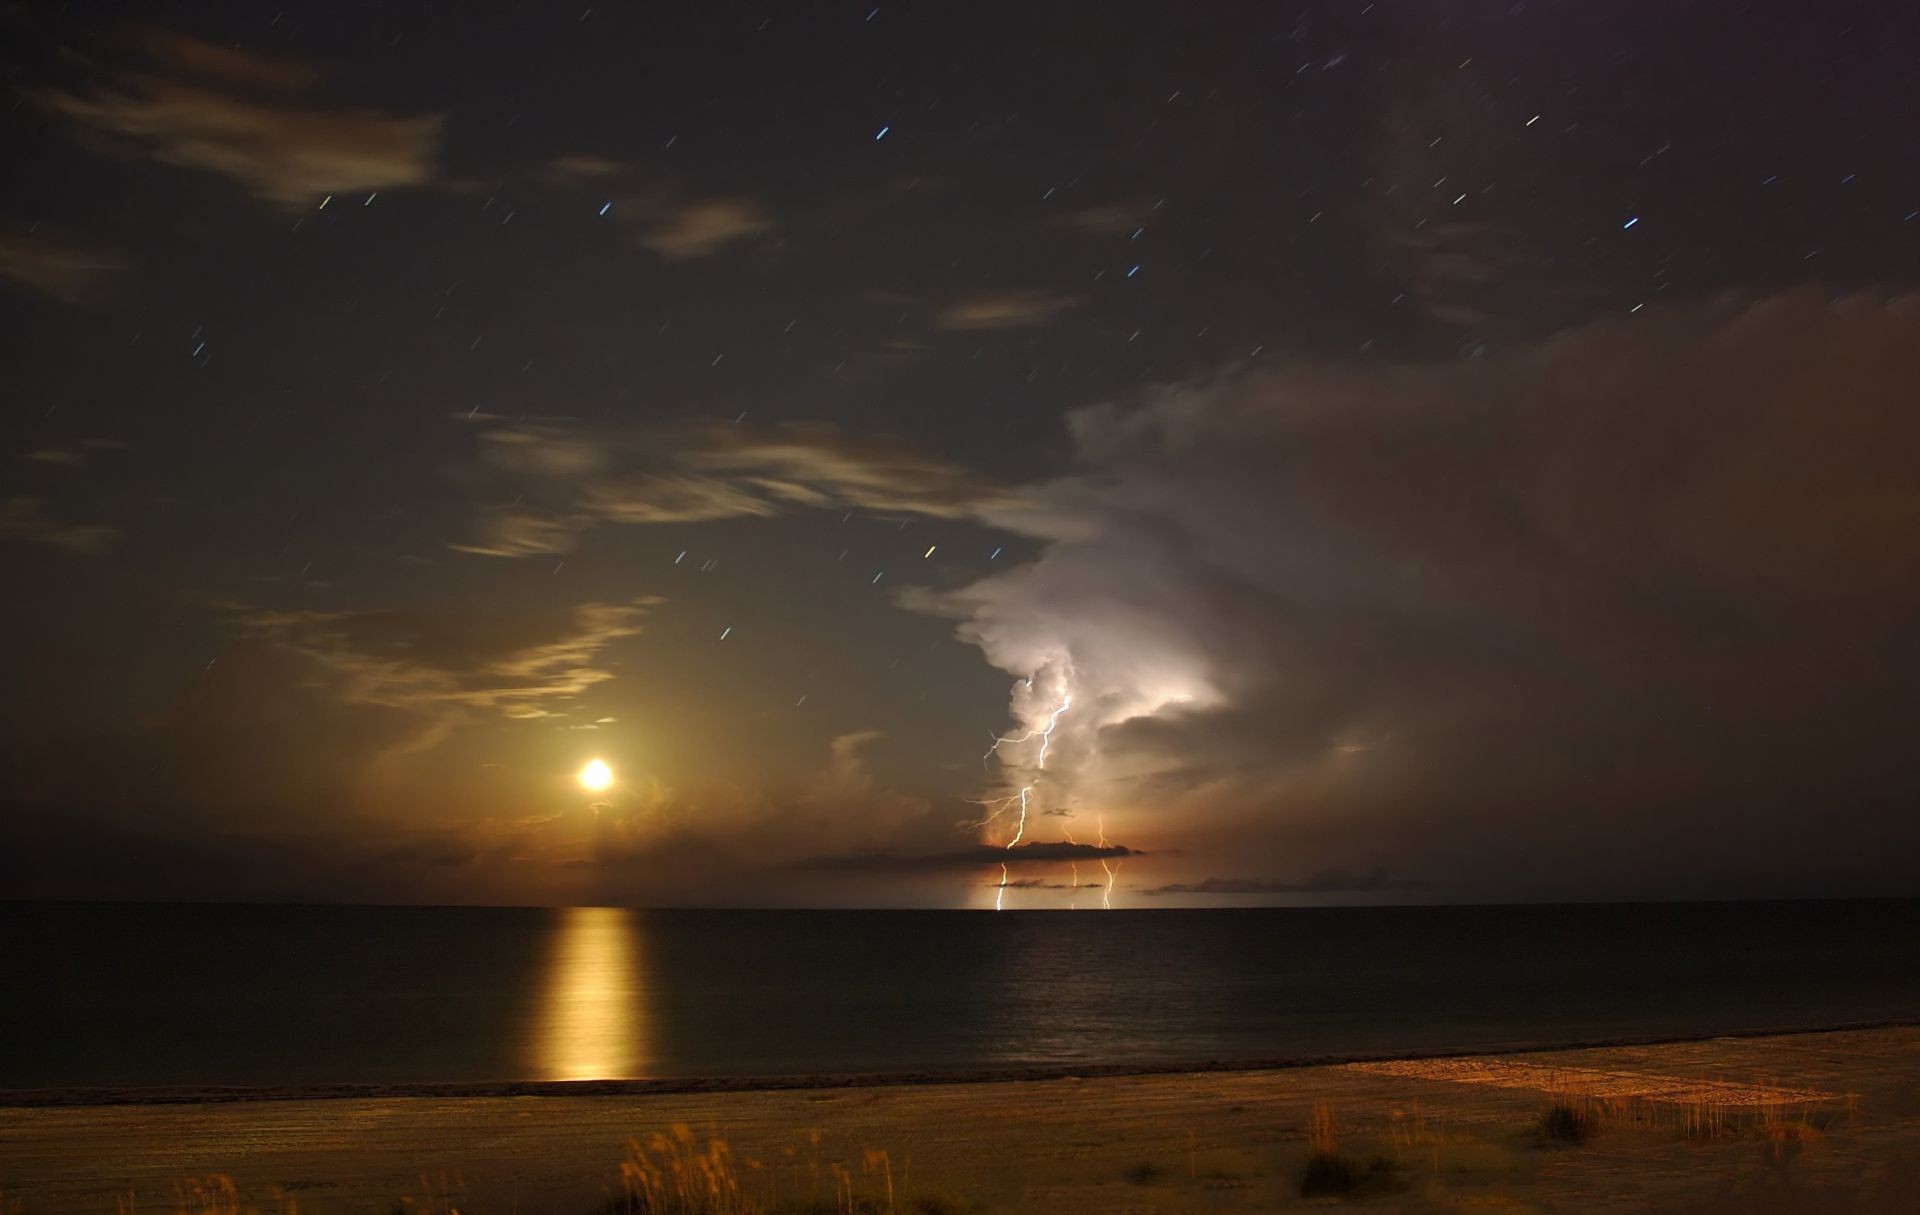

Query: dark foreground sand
[5,1027,1920,1213]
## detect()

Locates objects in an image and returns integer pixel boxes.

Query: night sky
[5,1,1920,907]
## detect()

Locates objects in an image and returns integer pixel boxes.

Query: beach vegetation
[1539,1101,1597,1144]
[1299,1101,1400,1197]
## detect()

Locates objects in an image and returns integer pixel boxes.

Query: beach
[5,1025,1918,1213]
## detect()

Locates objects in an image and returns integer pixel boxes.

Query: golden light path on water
[536,905,648,1080]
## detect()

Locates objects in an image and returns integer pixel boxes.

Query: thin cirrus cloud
[0,222,123,304]
[0,497,121,556]
[546,155,774,259]
[36,31,441,207]
[934,291,1085,330]
[1056,201,1154,237]
[229,598,655,721]
[636,198,774,260]
[449,419,1018,558]
[139,27,327,94]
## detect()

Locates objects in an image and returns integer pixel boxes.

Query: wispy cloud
[231,598,655,720]
[638,198,773,260]
[935,291,1085,331]
[544,155,774,259]
[38,32,440,207]
[0,497,120,555]
[0,222,123,303]
[141,28,325,94]
[1057,201,1154,237]
[452,420,1016,556]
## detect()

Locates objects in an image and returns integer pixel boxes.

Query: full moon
[578,759,613,792]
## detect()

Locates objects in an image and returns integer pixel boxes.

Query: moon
[578,759,613,792]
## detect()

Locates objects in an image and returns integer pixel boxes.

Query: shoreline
[7,1015,1915,1109]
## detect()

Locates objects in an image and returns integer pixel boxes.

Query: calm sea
[4,901,1919,1092]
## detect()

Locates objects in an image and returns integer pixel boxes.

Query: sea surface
[4,900,1919,1092]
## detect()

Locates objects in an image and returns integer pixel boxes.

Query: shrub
[1540,1102,1597,1145]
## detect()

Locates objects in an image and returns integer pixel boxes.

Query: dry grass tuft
[1540,1099,1598,1144]
[1299,1102,1399,1198]
[599,1124,915,1215]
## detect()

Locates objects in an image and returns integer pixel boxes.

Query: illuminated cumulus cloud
[0,222,124,304]
[232,598,654,722]
[0,496,121,555]
[935,291,1085,331]
[451,419,1015,556]
[917,293,1920,900]
[37,30,439,207]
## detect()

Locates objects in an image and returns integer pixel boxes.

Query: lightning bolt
[1099,815,1119,911]
[979,680,1072,910]
[1007,786,1033,846]
[999,694,1069,851]
[1064,825,1080,909]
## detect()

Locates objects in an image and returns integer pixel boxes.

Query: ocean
[4,900,1918,1093]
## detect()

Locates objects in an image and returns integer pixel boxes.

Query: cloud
[1142,869,1429,897]
[38,32,440,206]
[448,506,589,558]
[452,420,1016,556]
[140,28,325,93]
[637,198,773,259]
[916,293,1920,900]
[545,154,632,183]
[935,291,1085,331]
[801,840,1137,872]
[0,222,123,303]
[0,497,120,555]
[542,157,773,259]
[1058,201,1153,237]
[231,598,654,721]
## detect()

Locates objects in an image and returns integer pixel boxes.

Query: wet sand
[5,1026,1920,1213]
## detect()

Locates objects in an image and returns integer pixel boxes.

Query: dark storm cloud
[800,840,1137,873]
[0,221,122,303]
[918,293,1920,898]
[1143,869,1429,897]
[452,420,1017,556]
[36,31,440,206]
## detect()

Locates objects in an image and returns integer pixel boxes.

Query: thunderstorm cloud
[918,293,1920,900]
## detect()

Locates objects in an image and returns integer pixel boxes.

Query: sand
[5,1026,1920,1213]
